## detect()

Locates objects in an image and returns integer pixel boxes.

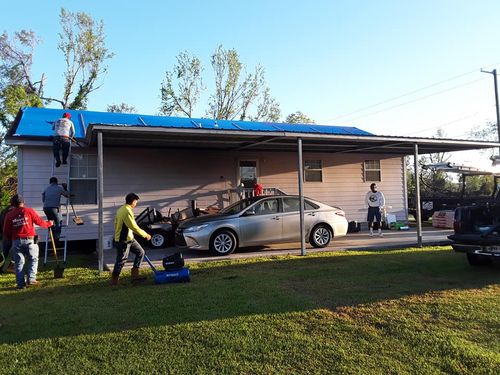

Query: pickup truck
[448,188,500,266]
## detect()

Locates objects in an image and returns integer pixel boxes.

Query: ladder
[44,142,72,265]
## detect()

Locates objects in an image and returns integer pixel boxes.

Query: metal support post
[414,143,422,248]
[297,137,306,256]
[97,131,104,272]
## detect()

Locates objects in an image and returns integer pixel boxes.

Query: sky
[2,0,500,165]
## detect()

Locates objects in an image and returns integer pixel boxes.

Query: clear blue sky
[2,0,500,148]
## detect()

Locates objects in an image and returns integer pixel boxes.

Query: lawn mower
[143,252,190,284]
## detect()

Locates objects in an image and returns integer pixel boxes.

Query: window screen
[364,160,381,182]
[304,160,323,182]
[70,154,97,204]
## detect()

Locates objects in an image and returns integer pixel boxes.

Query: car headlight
[183,224,209,233]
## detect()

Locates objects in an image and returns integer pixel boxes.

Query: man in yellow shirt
[111,193,152,285]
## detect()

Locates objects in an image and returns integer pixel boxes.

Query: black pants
[112,239,145,277]
[53,137,71,163]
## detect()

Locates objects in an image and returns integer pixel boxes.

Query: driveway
[104,227,453,269]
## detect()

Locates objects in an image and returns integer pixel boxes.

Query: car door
[239,198,282,245]
[281,197,318,242]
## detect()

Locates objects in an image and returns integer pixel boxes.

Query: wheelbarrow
[143,254,190,284]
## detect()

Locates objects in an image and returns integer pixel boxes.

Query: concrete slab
[104,227,453,271]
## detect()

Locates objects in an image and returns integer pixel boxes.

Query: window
[304,160,323,182]
[253,199,279,215]
[364,160,381,182]
[282,197,319,212]
[70,154,97,204]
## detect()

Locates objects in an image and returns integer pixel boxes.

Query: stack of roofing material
[432,210,455,229]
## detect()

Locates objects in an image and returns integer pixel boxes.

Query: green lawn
[0,247,499,374]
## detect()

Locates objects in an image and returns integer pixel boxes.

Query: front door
[239,160,258,188]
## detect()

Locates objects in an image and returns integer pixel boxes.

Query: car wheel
[310,224,332,248]
[150,229,168,249]
[466,253,492,266]
[209,229,237,256]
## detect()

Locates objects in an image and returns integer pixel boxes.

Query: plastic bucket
[103,235,113,250]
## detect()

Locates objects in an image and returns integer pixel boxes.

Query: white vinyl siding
[19,146,407,242]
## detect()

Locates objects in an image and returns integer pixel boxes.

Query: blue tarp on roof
[11,106,373,138]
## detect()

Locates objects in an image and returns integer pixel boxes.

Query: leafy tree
[0,160,16,208]
[52,9,114,109]
[0,9,113,200]
[285,111,315,124]
[160,52,203,117]
[407,129,454,200]
[469,120,498,141]
[468,120,498,159]
[160,46,280,121]
[107,103,137,113]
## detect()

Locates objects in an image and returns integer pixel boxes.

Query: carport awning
[85,124,500,155]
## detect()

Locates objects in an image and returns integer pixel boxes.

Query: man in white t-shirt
[365,183,386,237]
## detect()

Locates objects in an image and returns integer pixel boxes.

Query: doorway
[238,160,258,188]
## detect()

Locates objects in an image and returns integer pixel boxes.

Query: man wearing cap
[52,112,75,167]
[2,195,53,289]
[365,183,386,237]
[111,193,152,285]
[42,177,70,241]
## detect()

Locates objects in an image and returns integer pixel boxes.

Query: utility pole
[481,69,500,153]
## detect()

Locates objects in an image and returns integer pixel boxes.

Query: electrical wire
[322,61,500,123]
[334,77,488,124]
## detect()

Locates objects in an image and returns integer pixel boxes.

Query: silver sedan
[175,195,348,256]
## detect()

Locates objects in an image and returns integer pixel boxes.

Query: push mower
[143,252,190,284]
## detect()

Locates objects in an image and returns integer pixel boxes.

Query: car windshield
[219,197,262,215]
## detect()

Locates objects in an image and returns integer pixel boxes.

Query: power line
[323,61,500,123]
[335,76,488,125]
[401,103,497,136]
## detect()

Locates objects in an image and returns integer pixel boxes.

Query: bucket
[103,235,113,250]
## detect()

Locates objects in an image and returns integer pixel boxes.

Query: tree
[107,103,137,113]
[406,129,454,199]
[53,8,114,109]
[468,120,498,159]
[160,51,203,117]
[469,121,498,141]
[285,111,315,124]
[160,46,280,122]
[0,9,113,204]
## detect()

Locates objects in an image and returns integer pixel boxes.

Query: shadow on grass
[0,248,498,345]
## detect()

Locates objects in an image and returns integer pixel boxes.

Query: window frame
[69,153,98,205]
[364,160,382,182]
[303,159,323,182]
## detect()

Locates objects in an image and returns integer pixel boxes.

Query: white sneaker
[369,231,374,236]
[378,232,383,237]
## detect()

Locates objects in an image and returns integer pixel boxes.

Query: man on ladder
[42,177,70,242]
[52,112,75,168]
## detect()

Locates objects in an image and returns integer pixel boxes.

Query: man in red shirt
[253,180,263,196]
[2,195,53,289]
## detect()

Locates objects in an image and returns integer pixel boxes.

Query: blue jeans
[112,239,145,277]
[44,207,62,240]
[13,239,39,288]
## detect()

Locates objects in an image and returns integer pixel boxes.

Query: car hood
[178,213,234,228]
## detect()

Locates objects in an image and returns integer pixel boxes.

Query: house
[6,107,499,257]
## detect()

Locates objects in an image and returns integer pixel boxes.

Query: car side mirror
[243,209,256,216]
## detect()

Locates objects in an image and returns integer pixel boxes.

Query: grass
[0,247,499,374]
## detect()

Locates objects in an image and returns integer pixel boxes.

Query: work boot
[27,280,40,288]
[111,274,119,286]
[131,267,146,283]
[6,262,15,273]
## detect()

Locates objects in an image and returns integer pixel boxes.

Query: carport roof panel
[9,106,372,138]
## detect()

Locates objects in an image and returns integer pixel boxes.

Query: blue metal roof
[10,106,373,138]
